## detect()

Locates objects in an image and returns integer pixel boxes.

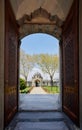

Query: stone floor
[30,87,47,94]
[5,93,79,130]
[19,94,61,111]
[5,111,78,130]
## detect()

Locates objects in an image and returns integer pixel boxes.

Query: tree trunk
[25,76,27,86]
[50,76,53,91]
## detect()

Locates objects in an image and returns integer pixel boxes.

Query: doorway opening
[19,33,61,111]
[4,0,79,128]
[35,80,40,87]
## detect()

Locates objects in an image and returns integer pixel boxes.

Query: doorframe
[79,0,82,128]
[0,0,5,130]
[0,0,81,130]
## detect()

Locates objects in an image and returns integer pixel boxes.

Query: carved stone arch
[17,7,63,25]
[19,24,62,39]
[17,7,63,40]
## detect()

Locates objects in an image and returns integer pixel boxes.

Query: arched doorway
[32,73,43,87]
[3,0,79,128]
[35,80,40,87]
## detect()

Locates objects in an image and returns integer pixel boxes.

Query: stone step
[5,112,78,130]
[16,112,64,121]
[14,122,70,130]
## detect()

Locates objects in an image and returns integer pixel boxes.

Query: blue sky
[21,33,59,55]
[20,33,59,80]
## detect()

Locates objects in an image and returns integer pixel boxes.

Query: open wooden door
[62,0,79,126]
[4,0,19,126]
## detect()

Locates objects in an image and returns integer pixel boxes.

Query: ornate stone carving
[31,7,50,20]
[19,23,62,39]
[17,7,63,39]
[18,7,63,25]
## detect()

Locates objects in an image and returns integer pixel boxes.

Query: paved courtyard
[6,111,78,130]
[19,93,61,111]
[19,86,61,111]
[5,87,78,130]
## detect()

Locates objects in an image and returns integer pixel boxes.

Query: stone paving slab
[14,121,69,130]
[17,112,64,120]
[19,94,61,111]
[30,87,47,94]
[5,92,79,130]
[5,111,79,130]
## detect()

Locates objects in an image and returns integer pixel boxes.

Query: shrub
[20,78,27,90]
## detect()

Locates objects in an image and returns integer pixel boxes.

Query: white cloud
[26,67,59,81]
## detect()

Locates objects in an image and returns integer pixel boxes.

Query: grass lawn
[20,86,32,93]
[42,86,60,94]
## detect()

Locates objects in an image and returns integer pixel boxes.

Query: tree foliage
[20,78,27,90]
[37,54,59,86]
[20,49,34,84]
[20,49,59,87]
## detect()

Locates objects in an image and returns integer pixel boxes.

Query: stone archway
[0,0,80,129]
[32,73,43,87]
[35,80,40,87]
[17,7,63,39]
[4,0,79,127]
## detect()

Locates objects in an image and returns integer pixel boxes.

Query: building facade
[27,72,59,87]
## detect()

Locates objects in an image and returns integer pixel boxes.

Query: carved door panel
[62,0,79,126]
[4,0,19,126]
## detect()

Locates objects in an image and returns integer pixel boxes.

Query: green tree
[20,78,26,90]
[37,54,59,87]
[20,49,34,85]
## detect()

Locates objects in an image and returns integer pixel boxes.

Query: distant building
[27,72,59,87]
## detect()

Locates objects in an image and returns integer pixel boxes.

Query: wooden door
[4,0,19,126]
[62,0,79,126]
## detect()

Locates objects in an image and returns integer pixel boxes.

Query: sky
[27,68,59,81]
[20,33,59,80]
[21,33,59,55]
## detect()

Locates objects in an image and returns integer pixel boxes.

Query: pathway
[6,111,78,130]
[5,89,78,130]
[19,94,60,111]
[19,86,61,111]
[30,86,47,94]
